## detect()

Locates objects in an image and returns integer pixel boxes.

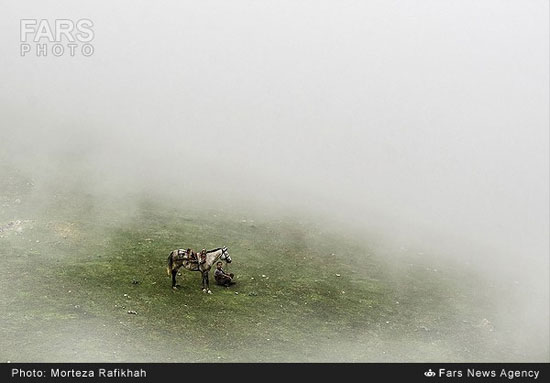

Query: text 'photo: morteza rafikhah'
[0,0,548,381]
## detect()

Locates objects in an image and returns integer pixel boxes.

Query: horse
[166,246,231,293]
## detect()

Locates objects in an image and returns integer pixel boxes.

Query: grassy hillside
[0,167,546,362]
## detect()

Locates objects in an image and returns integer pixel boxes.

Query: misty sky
[0,1,548,271]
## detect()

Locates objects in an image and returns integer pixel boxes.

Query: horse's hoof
[202,289,207,293]
[207,290,212,294]
[172,286,178,290]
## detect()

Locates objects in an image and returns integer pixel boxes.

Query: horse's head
[220,246,231,263]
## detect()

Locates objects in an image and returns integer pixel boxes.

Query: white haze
[0,0,548,358]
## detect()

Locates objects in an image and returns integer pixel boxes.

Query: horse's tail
[167,252,173,276]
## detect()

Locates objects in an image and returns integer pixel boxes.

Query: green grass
[0,168,546,362]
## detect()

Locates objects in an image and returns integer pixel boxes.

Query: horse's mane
[206,247,223,254]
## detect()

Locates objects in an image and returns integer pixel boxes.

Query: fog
[1,0,548,360]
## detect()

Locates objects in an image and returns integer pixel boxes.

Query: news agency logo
[424,369,436,377]
[20,19,94,57]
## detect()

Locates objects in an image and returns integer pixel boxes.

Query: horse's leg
[201,271,206,292]
[171,270,177,288]
[172,267,179,289]
[204,271,212,294]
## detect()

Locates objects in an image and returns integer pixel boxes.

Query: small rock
[127,310,137,315]
[131,279,140,285]
[478,318,494,331]
[335,274,341,277]
[234,292,239,295]
[261,275,266,278]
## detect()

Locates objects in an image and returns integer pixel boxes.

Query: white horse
[167,246,232,293]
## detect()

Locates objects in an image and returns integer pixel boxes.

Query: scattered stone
[234,292,239,295]
[131,279,140,285]
[335,274,341,277]
[261,275,266,278]
[478,318,494,331]
[127,310,137,315]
